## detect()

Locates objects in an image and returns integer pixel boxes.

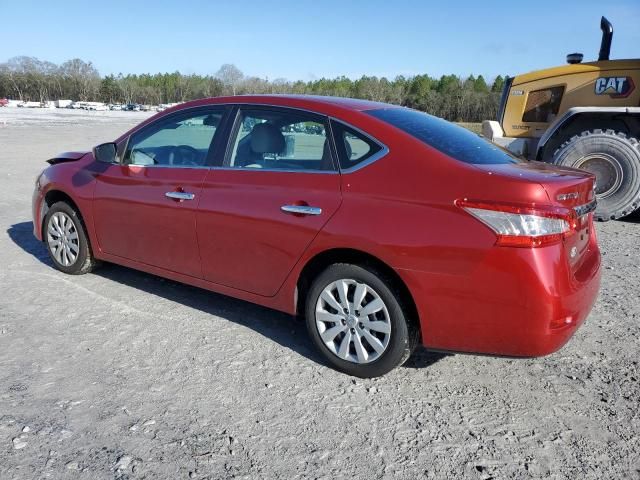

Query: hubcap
[575,153,624,199]
[47,212,80,267]
[315,279,391,364]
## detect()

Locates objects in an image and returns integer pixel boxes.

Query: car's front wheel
[44,201,98,275]
[305,263,418,377]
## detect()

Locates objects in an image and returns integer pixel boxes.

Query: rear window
[367,107,522,165]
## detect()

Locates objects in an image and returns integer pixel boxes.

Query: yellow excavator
[482,17,640,221]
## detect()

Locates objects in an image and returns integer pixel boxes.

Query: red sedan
[32,95,601,377]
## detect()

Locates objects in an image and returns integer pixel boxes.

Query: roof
[177,94,397,114]
[116,95,402,144]
[261,95,393,111]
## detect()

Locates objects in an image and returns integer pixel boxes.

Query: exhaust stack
[598,16,613,61]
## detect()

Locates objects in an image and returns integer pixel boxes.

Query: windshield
[367,107,522,165]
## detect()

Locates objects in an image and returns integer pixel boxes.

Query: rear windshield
[367,107,522,165]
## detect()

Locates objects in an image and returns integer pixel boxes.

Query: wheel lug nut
[343,308,349,314]
[355,310,360,316]
[341,319,346,325]
[358,323,364,329]
[350,328,355,334]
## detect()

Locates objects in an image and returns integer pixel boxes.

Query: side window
[226,108,335,171]
[331,120,383,170]
[522,86,564,123]
[125,109,224,167]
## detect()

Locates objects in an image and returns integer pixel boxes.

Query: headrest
[251,123,285,154]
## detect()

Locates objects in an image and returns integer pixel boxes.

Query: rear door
[93,106,228,277]
[197,106,342,296]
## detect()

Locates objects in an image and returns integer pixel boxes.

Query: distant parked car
[19,101,42,108]
[109,104,123,111]
[124,103,141,111]
[157,102,180,112]
[32,95,601,377]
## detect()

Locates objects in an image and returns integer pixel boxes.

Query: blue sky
[1,0,638,81]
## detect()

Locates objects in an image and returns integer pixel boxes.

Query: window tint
[367,107,522,165]
[227,108,334,171]
[331,120,383,170]
[125,110,224,166]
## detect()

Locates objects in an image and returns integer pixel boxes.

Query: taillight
[457,199,577,247]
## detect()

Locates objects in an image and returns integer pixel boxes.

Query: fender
[37,183,85,236]
[535,106,640,159]
[35,160,98,250]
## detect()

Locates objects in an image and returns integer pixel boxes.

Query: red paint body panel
[92,164,207,277]
[197,169,341,296]
[32,155,100,252]
[397,226,600,355]
[32,95,602,359]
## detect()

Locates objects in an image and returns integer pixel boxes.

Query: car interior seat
[235,122,285,167]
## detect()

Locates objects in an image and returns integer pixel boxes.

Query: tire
[44,201,98,275]
[552,129,640,221]
[305,263,419,377]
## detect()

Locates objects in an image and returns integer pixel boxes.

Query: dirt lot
[0,109,639,479]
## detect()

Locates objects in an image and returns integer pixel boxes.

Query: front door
[197,106,342,296]
[93,107,227,277]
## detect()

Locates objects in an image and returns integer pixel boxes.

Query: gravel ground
[0,108,639,479]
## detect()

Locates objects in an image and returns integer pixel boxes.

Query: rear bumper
[399,236,601,357]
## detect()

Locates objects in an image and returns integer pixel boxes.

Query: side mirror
[93,142,118,164]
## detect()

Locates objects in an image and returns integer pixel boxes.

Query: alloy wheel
[315,279,391,364]
[47,212,80,267]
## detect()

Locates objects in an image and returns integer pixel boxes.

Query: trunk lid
[474,160,596,208]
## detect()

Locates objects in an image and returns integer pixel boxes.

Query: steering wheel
[168,145,201,166]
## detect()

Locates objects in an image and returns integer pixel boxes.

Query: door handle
[281,205,322,216]
[165,191,195,201]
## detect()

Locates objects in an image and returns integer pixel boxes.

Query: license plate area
[566,213,591,265]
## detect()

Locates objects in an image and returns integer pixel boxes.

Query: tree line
[0,57,506,122]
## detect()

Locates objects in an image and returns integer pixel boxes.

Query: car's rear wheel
[305,263,418,377]
[44,201,98,275]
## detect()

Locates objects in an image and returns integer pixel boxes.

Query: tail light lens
[458,199,577,247]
